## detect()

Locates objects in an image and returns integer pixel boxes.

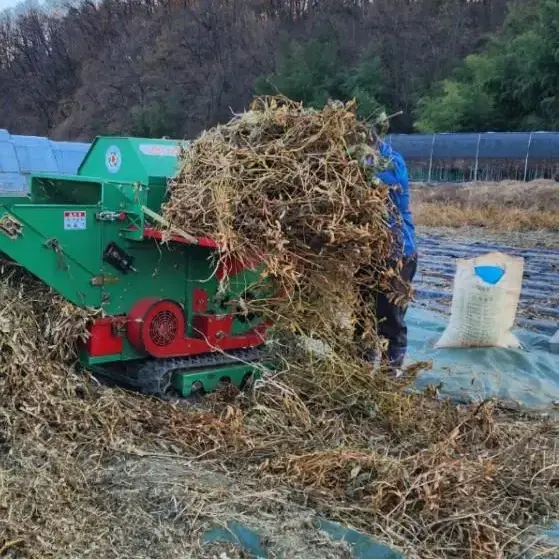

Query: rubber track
[134,347,268,398]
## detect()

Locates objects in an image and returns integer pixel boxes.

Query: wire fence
[388,131,559,183]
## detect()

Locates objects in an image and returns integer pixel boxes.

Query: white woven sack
[435,252,524,349]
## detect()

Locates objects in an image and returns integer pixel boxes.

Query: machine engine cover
[128,298,185,356]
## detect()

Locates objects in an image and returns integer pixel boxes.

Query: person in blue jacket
[359,140,418,373]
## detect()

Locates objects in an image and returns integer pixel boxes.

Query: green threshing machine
[0,137,270,397]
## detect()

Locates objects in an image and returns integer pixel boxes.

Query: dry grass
[0,263,259,557]
[412,180,559,231]
[246,351,559,558]
[2,99,559,558]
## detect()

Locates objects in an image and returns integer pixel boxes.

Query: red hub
[128,298,185,357]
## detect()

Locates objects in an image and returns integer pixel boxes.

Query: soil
[415,226,559,332]
[417,225,559,250]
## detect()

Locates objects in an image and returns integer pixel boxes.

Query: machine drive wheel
[190,381,205,397]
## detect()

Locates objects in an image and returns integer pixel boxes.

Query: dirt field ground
[414,226,559,332]
[412,180,559,231]
[412,180,559,331]
[417,225,559,249]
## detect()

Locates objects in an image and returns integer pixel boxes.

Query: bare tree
[0,0,513,139]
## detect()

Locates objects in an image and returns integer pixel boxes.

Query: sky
[0,0,21,8]
[0,0,43,11]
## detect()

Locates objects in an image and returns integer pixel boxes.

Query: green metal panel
[0,203,103,308]
[0,174,156,312]
[31,175,102,205]
[173,363,259,396]
[79,137,144,184]
[78,137,186,213]
[0,195,32,204]
[78,137,183,183]
[0,177,191,317]
[123,137,184,182]
[144,177,167,215]
[99,237,187,314]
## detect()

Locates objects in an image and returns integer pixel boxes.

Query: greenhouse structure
[388,131,559,182]
[0,129,89,195]
[1,129,558,192]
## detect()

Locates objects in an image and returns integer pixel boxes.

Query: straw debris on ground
[1,97,559,559]
[413,180,559,231]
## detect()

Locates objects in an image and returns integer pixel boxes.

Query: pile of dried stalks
[164,96,401,354]
[1,270,558,559]
[0,261,252,557]
[247,377,559,558]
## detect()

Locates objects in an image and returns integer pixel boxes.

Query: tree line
[1,0,544,140]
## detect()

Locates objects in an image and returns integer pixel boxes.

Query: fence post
[523,133,533,182]
[473,133,481,182]
[427,134,435,183]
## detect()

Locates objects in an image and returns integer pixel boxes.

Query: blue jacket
[370,142,416,259]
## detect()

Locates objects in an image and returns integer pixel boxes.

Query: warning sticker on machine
[64,211,86,230]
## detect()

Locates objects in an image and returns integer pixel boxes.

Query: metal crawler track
[135,347,268,398]
[93,347,269,400]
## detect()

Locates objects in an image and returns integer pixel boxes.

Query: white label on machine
[139,143,181,157]
[64,210,86,230]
